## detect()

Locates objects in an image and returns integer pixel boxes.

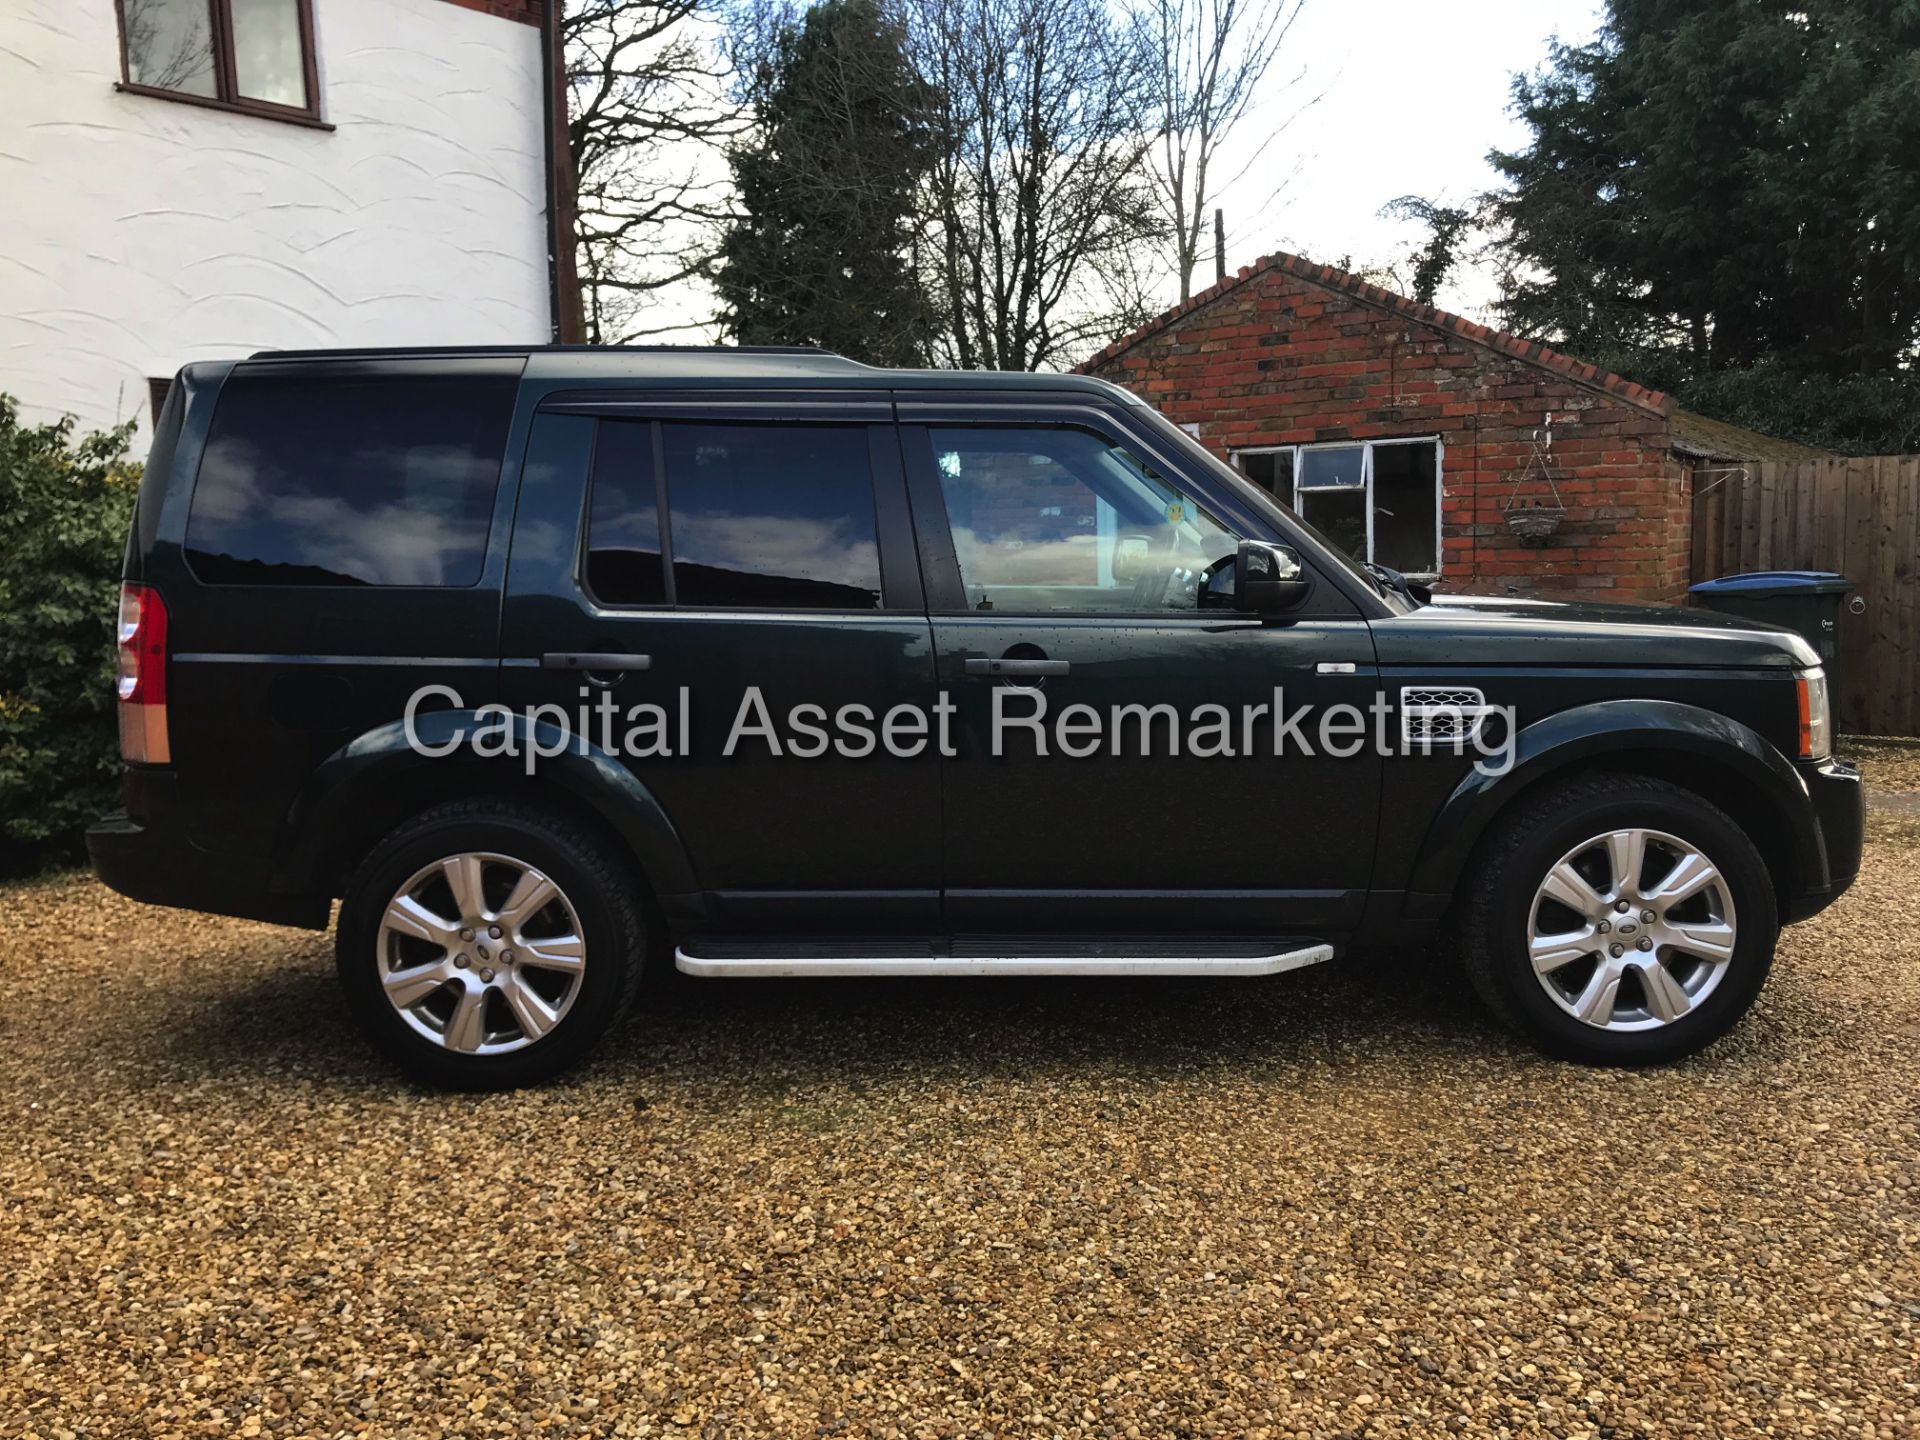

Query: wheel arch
[1406,699,1823,916]
[277,709,699,908]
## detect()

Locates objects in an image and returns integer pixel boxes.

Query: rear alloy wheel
[338,801,644,1088]
[377,852,588,1056]
[1460,775,1778,1065]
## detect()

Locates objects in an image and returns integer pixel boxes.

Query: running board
[673,937,1335,979]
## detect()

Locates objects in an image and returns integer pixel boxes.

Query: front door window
[928,426,1238,613]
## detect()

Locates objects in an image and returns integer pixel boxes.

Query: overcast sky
[1210,0,1605,320]
[649,0,1607,345]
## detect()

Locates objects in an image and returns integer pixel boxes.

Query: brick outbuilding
[1077,252,1823,604]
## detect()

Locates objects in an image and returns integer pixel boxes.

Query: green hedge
[1676,362,1920,458]
[0,396,140,875]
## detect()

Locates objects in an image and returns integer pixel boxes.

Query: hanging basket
[1502,427,1569,544]
[1505,506,1564,541]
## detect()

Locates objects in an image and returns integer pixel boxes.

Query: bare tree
[903,0,1162,371]
[122,0,217,94]
[1127,0,1309,302]
[563,0,741,342]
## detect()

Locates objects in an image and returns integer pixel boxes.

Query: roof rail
[246,343,843,361]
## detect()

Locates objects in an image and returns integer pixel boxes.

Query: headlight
[1795,668,1831,761]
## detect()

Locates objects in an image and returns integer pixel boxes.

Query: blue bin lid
[1689,569,1851,597]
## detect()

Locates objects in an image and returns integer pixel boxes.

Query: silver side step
[673,942,1334,979]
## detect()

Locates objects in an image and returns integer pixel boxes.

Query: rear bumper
[86,769,328,930]
[1783,757,1864,923]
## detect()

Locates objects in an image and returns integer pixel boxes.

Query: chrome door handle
[964,658,1070,678]
[541,652,652,672]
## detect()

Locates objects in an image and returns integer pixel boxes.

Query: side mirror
[1235,540,1311,613]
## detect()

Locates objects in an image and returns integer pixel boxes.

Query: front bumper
[86,768,327,929]
[1784,757,1864,923]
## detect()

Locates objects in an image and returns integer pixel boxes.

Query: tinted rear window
[185,370,518,586]
[661,422,881,610]
[585,420,667,606]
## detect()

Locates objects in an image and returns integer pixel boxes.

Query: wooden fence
[1690,456,1919,736]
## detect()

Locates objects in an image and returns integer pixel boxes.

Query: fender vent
[1401,686,1491,747]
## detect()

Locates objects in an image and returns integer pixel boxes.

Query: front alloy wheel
[1527,828,1738,1030]
[1459,774,1779,1066]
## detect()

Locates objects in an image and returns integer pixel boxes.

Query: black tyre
[1458,774,1779,1066]
[336,799,645,1089]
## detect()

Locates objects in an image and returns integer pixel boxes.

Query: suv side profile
[90,347,1864,1087]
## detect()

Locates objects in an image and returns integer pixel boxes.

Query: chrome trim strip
[171,653,498,667]
[673,943,1334,979]
[926,613,1265,629]
[542,398,892,417]
[579,605,924,624]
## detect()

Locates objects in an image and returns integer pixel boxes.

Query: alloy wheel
[375,851,587,1054]
[1526,827,1739,1031]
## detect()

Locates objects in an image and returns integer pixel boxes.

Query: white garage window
[1231,437,1442,579]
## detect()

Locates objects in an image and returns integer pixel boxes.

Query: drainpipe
[539,1,584,343]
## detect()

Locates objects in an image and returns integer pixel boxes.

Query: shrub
[0,396,140,874]
[1675,362,1920,457]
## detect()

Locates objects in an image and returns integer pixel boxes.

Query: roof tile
[1077,250,1675,417]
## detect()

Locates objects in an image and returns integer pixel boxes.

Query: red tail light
[117,583,171,764]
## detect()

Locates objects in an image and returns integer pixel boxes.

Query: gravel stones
[2,804,1915,1437]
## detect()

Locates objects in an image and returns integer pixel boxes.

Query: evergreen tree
[1381,195,1474,307]
[715,0,938,365]
[1488,0,1920,390]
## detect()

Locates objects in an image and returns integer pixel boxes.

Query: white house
[0,0,566,439]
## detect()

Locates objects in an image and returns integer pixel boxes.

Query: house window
[1232,438,1443,577]
[117,0,321,123]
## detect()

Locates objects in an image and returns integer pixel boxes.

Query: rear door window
[586,420,883,610]
[665,422,882,609]
[584,420,667,606]
[185,369,518,586]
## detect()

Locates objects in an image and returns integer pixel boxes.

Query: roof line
[246,344,846,361]
[1075,251,1673,417]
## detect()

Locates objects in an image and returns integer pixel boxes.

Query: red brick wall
[1083,266,1692,605]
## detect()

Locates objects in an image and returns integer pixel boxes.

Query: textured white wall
[0,0,551,439]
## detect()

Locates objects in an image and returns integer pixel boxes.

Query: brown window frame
[147,377,173,426]
[114,0,330,131]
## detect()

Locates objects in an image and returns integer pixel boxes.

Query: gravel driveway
[3,805,1916,1437]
